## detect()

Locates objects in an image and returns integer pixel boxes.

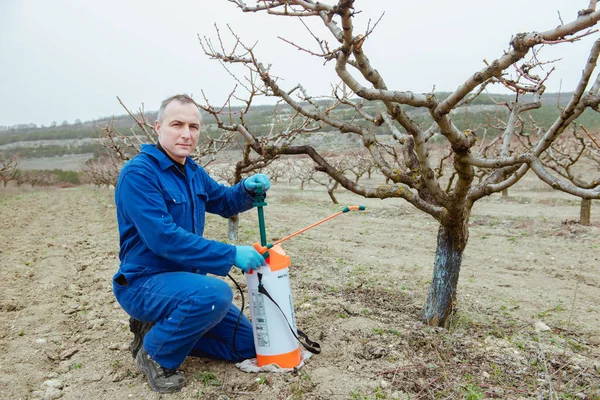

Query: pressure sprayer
[246,183,365,368]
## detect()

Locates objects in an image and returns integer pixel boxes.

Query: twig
[581,125,600,149]
[376,363,431,376]
[563,280,579,356]
[479,383,531,395]
[543,28,599,44]
[414,376,441,399]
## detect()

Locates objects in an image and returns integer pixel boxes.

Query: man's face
[155,100,201,164]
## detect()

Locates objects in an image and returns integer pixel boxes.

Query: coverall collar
[140,144,198,173]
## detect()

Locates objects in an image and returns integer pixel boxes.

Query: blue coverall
[113,144,256,370]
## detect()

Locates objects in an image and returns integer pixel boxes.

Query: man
[113,94,269,393]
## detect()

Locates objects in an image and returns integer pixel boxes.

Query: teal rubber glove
[244,174,271,194]
[234,245,266,273]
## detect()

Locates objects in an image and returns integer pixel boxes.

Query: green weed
[460,383,485,399]
[70,362,82,370]
[194,371,221,386]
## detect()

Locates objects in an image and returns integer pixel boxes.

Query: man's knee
[189,279,233,318]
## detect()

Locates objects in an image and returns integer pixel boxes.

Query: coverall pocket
[163,189,187,221]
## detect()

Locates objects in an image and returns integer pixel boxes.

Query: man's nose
[181,126,191,138]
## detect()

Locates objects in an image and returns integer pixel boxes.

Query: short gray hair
[156,94,201,123]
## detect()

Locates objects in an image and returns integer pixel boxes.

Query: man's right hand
[234,245,266,273]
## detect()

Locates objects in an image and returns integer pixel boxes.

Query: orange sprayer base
[256,347,302,368]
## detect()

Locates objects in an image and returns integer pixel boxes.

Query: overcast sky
[1,1,598,127]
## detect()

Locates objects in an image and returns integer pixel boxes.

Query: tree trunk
[579,198,591,226]
[228,215,239,242]
[423,217,469,327]
[327,188,339,204]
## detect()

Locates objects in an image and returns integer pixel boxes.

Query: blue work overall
[113,145,256,369]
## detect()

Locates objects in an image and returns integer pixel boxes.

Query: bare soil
[1,175,599,399]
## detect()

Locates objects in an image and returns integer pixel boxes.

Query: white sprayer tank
[246,243,301,368]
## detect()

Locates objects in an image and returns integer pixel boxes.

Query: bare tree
[0,155,20,187]
[291,159,317,190]
[346,149,374,183]
[82,156,123,188]
[200,1,600,326]
[264,158,289,183]
[536,125,600,224]
[207,164,236,185]
[27,170,59,188]
[14,169,30,187]
[312,154,349,204]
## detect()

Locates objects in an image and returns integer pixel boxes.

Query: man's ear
[154,120,161,134]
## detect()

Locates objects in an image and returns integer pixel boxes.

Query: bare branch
[435,10,600,117]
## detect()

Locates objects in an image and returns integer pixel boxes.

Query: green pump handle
[252,183,268,248]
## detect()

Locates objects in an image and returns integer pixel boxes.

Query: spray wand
[252,183,366,254]
[269,205,366,248]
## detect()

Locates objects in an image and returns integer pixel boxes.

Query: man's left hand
[244,174,271,194]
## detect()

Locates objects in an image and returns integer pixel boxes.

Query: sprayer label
[251,290,270,347]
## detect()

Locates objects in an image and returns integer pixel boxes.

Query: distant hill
[1,92,598,162]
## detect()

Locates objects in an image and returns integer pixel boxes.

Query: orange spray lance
[246,184,365,368]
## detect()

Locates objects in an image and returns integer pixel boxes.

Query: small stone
[45,350,59,361]
[36,338,47,344]
[63,308,77,315]
[60,348,78,360]
[347,365,355,372]
[111,370,128,382]
[88,318,105,328]
[534,321,551,332]
[84,374,103,383]
[108,343,120,350]
[482,371,490,379]
[367,346,388,358]
[380,380,389,389]
[43,387,63,400]
[42,379,64,389]
[76,264,88,272]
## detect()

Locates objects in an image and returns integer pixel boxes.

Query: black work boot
[129,317,153,359]
[135,347,186,393]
